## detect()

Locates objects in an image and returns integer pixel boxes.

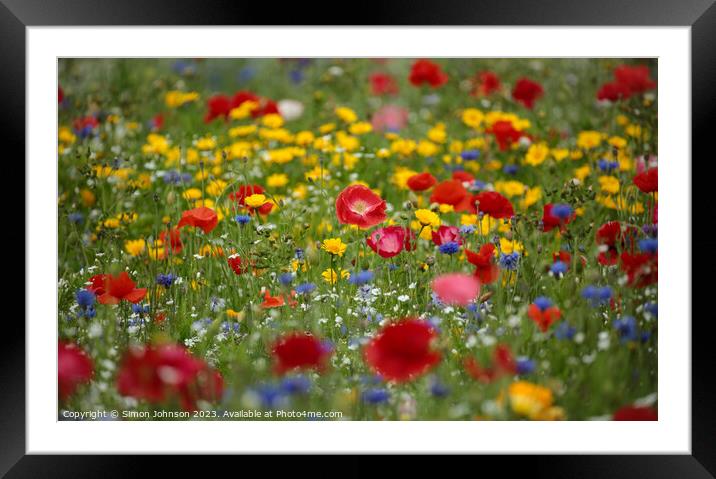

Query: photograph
[56,57,659,422]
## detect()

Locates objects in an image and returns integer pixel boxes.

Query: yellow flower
[321,238,347,257]
[508,381,555,420]
[521,186,542,209]
[80,189,96,207]
[438,204,454,214]
[226,309,245,321]
[551,148,569,162]
[183,188,202,201]
[194,136,216,150]
[164,90,199,108]
[608,136,627,149]
[415,209,440,228]
[206,179,227,197]
[295,130,315,146]
[462,108,484,128]
[124,239,146,257]
[349,121,372,135]
[58,126,76,144]
[245,194,267,208]
[500,237,524,255]
[262,113,284,129]
[267,173,289,188]
[391,167,418,190]
[574,165,591,182]
[390,138,417,156]
[417,140,439,157]
[322,268,350,284]
[598,175,620,194]
[335,106,358,124]
[495,180,527,198]
[524,143,550,167]
[319,122,336,134]
[427,124,447,143]
[229,125,257,138]
[577,130,603,149]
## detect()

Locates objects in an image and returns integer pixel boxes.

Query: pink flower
[431,273,481,306]
[367,225,414,258]
[431,225,462,246]
[371,105,409,133]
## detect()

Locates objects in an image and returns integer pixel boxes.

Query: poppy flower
[364,319,441,382]
[407,172,437,192]
[430,180,471,211]
[97,272,147,305]
[541,203,575,233]
[335,184,387,229]
[260,290,297,309]
[597,81,632,102]
[453,171,475,184]
[488,120,522,151]
[512,77,544,109]
[272,332,331,375]
[366,225,414,258]
[230,184,274,214]
[58,86,64,103]
[369,72,399,95]
[408,59,448,88]
[227,254,244,275]
[613,405,658,421]
[150,113,164,131]
[620,251,658,288]
[251,98,280,118]
[204,94,233,123]
[596,221,639,266]
[473,191,514,219]
[73,116,100,138]
[117,343,223,411]
[633,168,658,193]
[431,225,462,246]
[472,71,501,97]
[465,243,500,284]
[159,228,183,254]
[613,64,656,95]
[177,207,218,234]
[431,273,480,307]
[527,297,561,332]
[231,90,259,110]
[58,341,94,401]
[86,274,109,296]
[464,344,517,383]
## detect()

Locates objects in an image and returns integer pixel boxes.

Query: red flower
[473,191,515,218]
[541,204,575,233]
[227,254,244,275]
[371,105,409,133]
[117,343,223,411]
[58,341,94,401]
[633,167,658,193]
[231,90,259,109]
[364,319,441,382]
[596,221,640,266]
[408,59,448,88]
[73,116,100,132]
[251,98,280,118]
[597,81,632,102]
[260,290,297,309]
[429,180,471,211]
[431,273,480,307]
[613,405,658,421]
[512,77,544,109]
[335,184,387,229]
[406,172,437,192]
[58,86,64,103]
[86,274,109,296]
[472,71,501,97]
[177,207,218,234]
[369,72,399,95]
[204,94,233,123]
[465,243,500,284]
[97,272,147,305]
[452,170,474,183]
[620,251,658,288]
[614,64,656,95]
[527,303,561,332]
[229,184,273,214]
[366,226,414,258]
[431,225,462,246]
[272,333,331,375]
[464,344,517,383]
[487,120,522,151]
[151,113,164,131]
[159,228,183,254]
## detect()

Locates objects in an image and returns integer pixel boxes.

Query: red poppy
[364,319,441,382]
[251,98,280,118]
[541,204,575,233]
[58,341,94,401]
[464,344,517,383]
[177,207,218,234]
[97,272,147,305]
[159,228,183,254]
[151,113,164,131]
[227,254,244,275]
[230,184,273,215]
[231,90,259,110]
[487,120,522,151]
[429,180,471,211]
[431,273,480,307]
[633,167,658,193]
[596,221,639,266]
[431,225,462,246]
[408,59,448,88]
[272,332,331,375]
[473,191,515,218]
[406,172,437,192]
[512,77,544,109]
[551,250,586,270]
[73,116,100,132]
[452,170,475,183]
[597,81,632,102]
[472,71,501,97]
[260,290,297,309]
[335,184,387,229]
[527,303,561,332]
[369,72,399,95]
[58,86,64,103]
[620,251,658,288]
[366,225,414,258]
[465,243,500,284]
[86,274,109,296]
[116,343,223,411]
[614,64,656,95]
[204,94,233,123]
[613,405,658,421]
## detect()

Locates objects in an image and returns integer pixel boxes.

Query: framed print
[3,0,714,475]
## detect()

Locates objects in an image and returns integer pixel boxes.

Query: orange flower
[177,207,218,234]
[97,272,147,305]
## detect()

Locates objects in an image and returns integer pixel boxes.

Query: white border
[28,27,690,454]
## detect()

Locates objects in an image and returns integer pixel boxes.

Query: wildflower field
[58,58,658,421]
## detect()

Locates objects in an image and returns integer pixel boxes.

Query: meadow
[57,58,658,420]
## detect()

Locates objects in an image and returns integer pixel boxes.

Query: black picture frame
[3,0,713,475]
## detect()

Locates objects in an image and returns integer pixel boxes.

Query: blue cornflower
[499,252,520,270]
[644,302,658,318]
[516,357,536,375]
[295,248,305,260]
[289,69,304,84]
[156,273,176,288]
[470,180,487,192]
[132,303,150,315]
[162,170,192,185]
[349,270,374,286]
[438,241,460,255]
[280,376,311,395]
[238,66,257,83]
[295,282,316,295]
[429,378,450,398]
[597,158,619,172]
[76,289,95,308]
[550,261,568,276]
[554,321,576,340]
[638,238,658,254]
[461,150,480,161]
[388,263,400,271]
[235,214,251,225]
[209,297,226,312]
[642,224,658,237]
[503,164,519,175]
[581,285,613,307]
[533,296,553,311]
[613,316,639,342]
[362,388,390,404]
[551,203,573,219]
[68,212,84,224]
[460,225,476,235]
[279,272,295,286]
[254,384,286,409]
